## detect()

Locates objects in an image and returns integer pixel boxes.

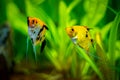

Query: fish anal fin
[40,40,46,52]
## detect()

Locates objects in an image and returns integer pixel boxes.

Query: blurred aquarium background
[0,0,120,80]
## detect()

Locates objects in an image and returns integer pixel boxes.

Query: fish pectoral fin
[71,36,78,44]
[40,40,46,52]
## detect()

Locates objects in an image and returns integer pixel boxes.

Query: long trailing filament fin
[33,44,37,64]
[26,37,29,62]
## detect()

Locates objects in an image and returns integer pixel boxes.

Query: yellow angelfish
[65,26,93,52]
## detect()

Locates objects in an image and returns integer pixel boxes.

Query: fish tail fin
[89,53,101,60]
[88,52,111,67]
[87,50,102,60]
[33,45,37,64]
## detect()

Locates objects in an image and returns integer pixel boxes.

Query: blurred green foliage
[0,0,120,80]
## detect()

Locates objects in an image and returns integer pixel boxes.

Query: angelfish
[65,26,93,52]
[26,17,48,62]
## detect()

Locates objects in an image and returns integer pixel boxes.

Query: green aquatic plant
[0,0,120,80]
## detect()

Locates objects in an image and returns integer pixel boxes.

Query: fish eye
[32,20,35,24]
[71,28,74,31]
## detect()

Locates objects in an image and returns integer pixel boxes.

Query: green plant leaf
[76,46,104,80]
[0,0,7,24]
[108,12,120,80]
[81,0,108,27]
[108,12,120,65]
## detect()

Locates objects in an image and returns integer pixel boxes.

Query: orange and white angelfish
[26,17,48,62]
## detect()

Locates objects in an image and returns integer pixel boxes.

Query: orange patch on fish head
[27,17,44,28]
[27,17,37,28]
[65,27,77,38]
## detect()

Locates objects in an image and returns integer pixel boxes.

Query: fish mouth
[65,28,70,35]
[65,28,73,38]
